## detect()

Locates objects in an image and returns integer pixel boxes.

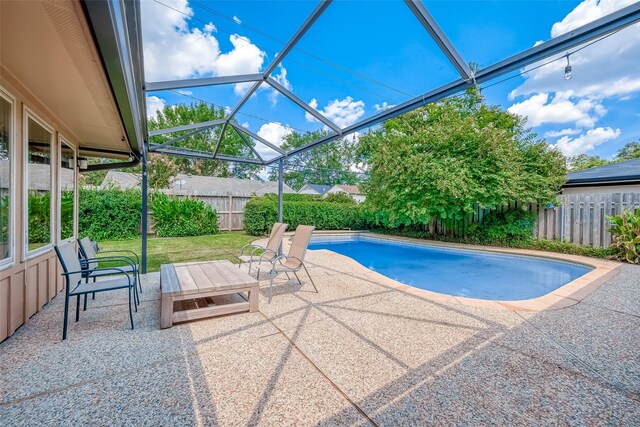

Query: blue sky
[143,0,640,161]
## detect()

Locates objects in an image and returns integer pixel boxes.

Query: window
[26,113,53,254]
[59,138,75,242]
[0,90,14,266]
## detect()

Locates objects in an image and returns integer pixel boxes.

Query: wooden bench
[160,260,259,329]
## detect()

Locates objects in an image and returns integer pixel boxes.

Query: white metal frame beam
[265,76,342,133]
[146,74,263,92]
[404,0,473,81]
[141,0,640,166]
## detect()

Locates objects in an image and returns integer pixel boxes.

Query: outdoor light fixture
[77,158,88,169]
[564,55,573,80]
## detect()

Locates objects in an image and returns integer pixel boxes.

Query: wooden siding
[1,71,78,342]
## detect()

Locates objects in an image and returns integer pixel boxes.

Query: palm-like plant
[607,208,640,264]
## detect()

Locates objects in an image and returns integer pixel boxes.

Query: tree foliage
[268,130,360,190]
[359,89,567,228]
[616,141,640,161]
[148,102,262,180]
[567,154,609,171]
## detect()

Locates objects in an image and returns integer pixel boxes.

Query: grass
[99,231,258,272]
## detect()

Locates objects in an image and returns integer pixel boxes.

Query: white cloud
[555,127,621,156]
[304,97,366,128]
[256,122,292,159]
[146,96,166,120]
[374,102,395,112]
[268,66,292,105]
[212,34,266,95]
[510,0,640,100]
[141,0,266,97]
[506,0,640,155]
[545,128,581,138]
[507,91,605,128]
[232,15,242,24]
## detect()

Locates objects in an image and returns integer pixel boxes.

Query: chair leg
[92,277,96,300]
[137,269,143,293]
[285,271,292,281]
[248,258,253,274]
[128,286,134,330]
[75,295,81,322]
[63,294,70,340]
[268,274,275,304]
[293,271,301,284]
[83,294,88,311]
[303,263,318,293]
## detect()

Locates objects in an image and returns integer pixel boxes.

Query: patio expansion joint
[257,310,379,427]
[512,309,640,403]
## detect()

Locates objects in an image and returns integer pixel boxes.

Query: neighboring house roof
[300,184,332,195]
[332,184,361,195]
[1,160,73,191]
[99,171,295,196]
[564,158,640,187]
[100,171,140,189]
[168,174,295,196]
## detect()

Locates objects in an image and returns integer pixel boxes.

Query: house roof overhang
[0,0,145,160]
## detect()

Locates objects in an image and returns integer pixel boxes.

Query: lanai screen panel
[141,0,640,165]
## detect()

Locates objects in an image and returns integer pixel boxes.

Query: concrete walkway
[1,248,639,426]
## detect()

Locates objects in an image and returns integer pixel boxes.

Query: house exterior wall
[326,186,366,203]
[1,72,79,342]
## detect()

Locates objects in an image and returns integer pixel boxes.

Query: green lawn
[99,232,258,272]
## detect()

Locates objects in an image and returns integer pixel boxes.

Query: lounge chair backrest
[288,225,315,262]
[55,242,82,288]
[265,222,288,253]
[78,237,98,270]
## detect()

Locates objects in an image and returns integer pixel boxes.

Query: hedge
[244,196,372,236]
[150,193,219,237]
[79,188,142,241]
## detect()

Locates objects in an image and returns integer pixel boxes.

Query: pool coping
[304,231,622,312]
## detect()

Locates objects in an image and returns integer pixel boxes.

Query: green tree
[616,141,640,161]
[567,154,609,171]
[148,102,261,179]
[268,130,359,190]
[359,88,566,229]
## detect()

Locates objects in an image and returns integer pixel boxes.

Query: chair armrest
[271,255,303,271]
[97,250,140,264]
[240,243,264,256]
[82,256,137,269]
[258,248,278,262]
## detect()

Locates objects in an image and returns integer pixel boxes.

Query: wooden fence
[166,191,639,247]
[433,192,640,248]
[191,195,253,231]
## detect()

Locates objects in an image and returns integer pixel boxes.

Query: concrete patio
[1,248,639,426]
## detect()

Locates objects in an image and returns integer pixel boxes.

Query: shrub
[467,208,537,244]
[607,208,640,263]
[78,188,141,241]
[244,196,372,236]
[151,193,219,237]
[324,192,356,204]
[27,191,51,244]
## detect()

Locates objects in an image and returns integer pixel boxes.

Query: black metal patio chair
[55,242,137,340]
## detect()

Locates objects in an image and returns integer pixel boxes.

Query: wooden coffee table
[160,260,259,329]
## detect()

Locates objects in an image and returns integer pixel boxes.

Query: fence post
[228,195,233,231]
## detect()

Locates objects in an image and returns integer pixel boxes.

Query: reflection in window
[27,116,52,252]
[60,141,75,241]
[0,95,11,262]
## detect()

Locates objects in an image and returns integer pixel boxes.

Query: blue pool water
[308,236,592,300]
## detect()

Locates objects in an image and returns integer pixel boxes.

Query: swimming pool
[308,236,592,300]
